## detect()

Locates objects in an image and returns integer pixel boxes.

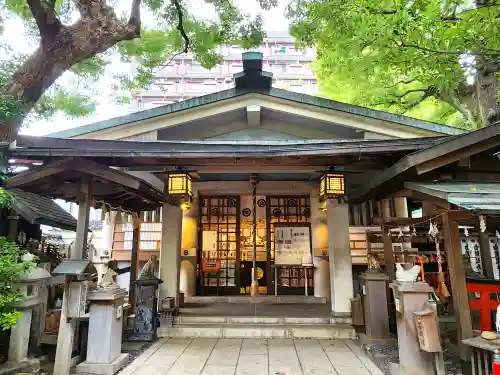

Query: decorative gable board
[206,128,305,141]
[119,130,158,141]
[68,93,450,141]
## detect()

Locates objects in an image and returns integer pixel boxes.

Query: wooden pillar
[73,175,92,259]
[478,216,494,279]
[128,216,140,310]
[382,226,396,281]
[442,212,473,364]
[7,209,19,242]
[54,176,92,375]
[381,199,395,281]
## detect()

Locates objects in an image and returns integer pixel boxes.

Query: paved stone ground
[120,338,384,375]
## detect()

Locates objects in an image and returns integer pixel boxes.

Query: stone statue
[139,255,159,279]
[367,253,381,272]
[395,263,421,282]
[97,262,119,290]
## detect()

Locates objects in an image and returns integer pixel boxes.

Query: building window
[188,63,208,73]
[271,64,285,73]
[287,64,305,74]
[272,45,287,54]
[230,46,246,54]
[158,82,177,92]
[230,63,243,73]
[286,47,304,55]
[187,81,208,92]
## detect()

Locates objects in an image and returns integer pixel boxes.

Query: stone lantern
[8,266,52,364]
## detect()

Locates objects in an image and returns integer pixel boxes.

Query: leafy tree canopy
[288,0,500,129]
[0,0,276,140]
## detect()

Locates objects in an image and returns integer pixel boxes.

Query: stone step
[174,315,352,325]
[158,323,356,339]
[184,296,328,304]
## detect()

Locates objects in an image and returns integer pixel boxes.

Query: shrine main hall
[10,51,500,323]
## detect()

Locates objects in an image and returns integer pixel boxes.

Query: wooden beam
[51,182,116,197]
[416,137,500,175]
[441,212,473,362]
[384,216,434,226]
[74,158,140,190]
[478,217,494,279]
[3,158,73,189]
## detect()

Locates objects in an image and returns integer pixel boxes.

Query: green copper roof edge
[47,88,244,138]
[48,86,465,139]
[267,88,465,136]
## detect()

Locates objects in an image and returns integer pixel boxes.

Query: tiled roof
[9,189,78,231]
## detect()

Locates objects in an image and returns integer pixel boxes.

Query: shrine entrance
[197,194,312,296]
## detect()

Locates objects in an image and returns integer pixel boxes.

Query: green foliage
[288,0,500,128]
[0,0,272,128]
[0,188,12,209]
[0,237,36,330]
[0,58,26,125]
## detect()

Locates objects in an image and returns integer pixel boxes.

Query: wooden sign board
[274,225,311,266]
[413,309,442,352]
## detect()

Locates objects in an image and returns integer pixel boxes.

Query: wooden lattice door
[199,196,240,295]
[266,195,313,295]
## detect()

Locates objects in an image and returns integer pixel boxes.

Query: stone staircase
[158,315,356,339]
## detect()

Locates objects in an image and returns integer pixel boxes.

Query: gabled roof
[48,88,464,139]
[9,189,78,231]
[405,182,500,216]
[351,121,500,201]
[48,53,465,139]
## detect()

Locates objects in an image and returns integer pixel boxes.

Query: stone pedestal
[76,289,128,375]
[129,278,163,341]
[8,308,33,364]
[360,272,394,344]
[390,281,434,375]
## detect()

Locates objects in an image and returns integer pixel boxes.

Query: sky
[1,0,290,136]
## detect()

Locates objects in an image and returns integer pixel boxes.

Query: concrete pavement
[120,338,384,375]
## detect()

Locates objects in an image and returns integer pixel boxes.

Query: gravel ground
[6,340,154,375]
[361,341,464,375]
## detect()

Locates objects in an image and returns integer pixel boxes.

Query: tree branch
[153,52,183,73]
[384,78,418,88]
[172,0,189,53]
[27,0,62,43]
[370,9,397,14]
[399,42,500,57]
[394,89,427,98]
[128,0,141,36]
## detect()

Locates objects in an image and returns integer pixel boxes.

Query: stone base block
[75,353,129,375]
[0,358,40,375]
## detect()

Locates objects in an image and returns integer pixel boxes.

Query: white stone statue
[395,263,421,282]
[98,265,119,290]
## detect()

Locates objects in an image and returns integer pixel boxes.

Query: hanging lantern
[167,172,192,197]
[319,173,345,200]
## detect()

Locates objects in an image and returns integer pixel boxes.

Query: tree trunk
[476,61,500,126]
[0,6,139,141]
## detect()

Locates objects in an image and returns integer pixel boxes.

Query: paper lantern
[167,172,192,197]
[320,173,345,200]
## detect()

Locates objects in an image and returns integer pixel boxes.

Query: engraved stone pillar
[76,289,129,375]
[390,281,434,375]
